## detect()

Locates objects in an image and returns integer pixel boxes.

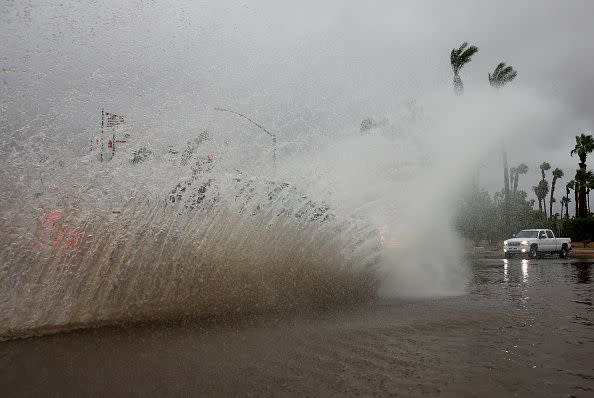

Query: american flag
[106,113,124,127]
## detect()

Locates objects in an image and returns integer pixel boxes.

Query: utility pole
[100,108,104,162]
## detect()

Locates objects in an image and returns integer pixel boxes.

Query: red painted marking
[33,209,86,250]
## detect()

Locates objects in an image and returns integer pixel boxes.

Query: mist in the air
[0,0,589,337]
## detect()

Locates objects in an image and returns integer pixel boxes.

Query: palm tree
[571,133,594,167]
[567,180,576,216]
[511,163,528,193]
[509,166,517,193]
[549,168,564,218]
[450,42,479,95]
[532,184,541,211]
[539,162,551,219]
[502,149,511,200]
[550,197,557,218]
[540,161,551,180]
[574,175,581,216]
[360,117,375,134]
[488,62,518,88]
[533,180,549,215]
[489,62,518,200]
[575,169,588,216]
[570,133,594,217]
[575,169,594,215]
[561,196,571,218]
[587,172,594,214]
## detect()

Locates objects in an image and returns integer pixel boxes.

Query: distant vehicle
[503,229,571,259]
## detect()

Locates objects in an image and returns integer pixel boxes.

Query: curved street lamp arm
[214,107,276,139]
[214,107,277,173]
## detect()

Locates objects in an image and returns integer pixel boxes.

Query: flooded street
[3,1,593,396]
[1,258,592,397]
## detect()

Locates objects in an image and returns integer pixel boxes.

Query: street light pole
[272,136,276,174]
[214,107,277,173]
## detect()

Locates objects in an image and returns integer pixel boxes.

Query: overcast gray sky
[2,0,593,199]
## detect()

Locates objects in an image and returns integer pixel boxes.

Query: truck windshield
[516,230,539,238]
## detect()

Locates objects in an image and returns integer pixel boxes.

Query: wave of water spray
[291,89,564,298]
[0,79,562,338]
[0,128,382,338]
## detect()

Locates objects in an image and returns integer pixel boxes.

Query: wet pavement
[1,258,592,397]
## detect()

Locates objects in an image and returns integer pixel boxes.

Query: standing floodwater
[2,1,594,396]
[1,258,592,397]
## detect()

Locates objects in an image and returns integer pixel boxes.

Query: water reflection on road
[0,258,592,397]
[498,256,592,288]
[574,262,593,284]
[521,258,529,282]
[501,258,531,307]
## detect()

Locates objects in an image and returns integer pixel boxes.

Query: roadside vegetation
[444,42,594,244]
[455,133,594,244]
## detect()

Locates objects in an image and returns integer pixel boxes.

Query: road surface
[1,258,592,397]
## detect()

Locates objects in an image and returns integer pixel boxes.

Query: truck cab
[503,229,571,259]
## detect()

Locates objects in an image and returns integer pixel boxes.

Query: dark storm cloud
[1,0,593,187]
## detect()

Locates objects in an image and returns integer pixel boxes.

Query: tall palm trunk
[502,144,510,200]
[578,162,588,217]
[543,196,548,219]
[566,187,571,218]
[453,74,463,96]
[575,184,579,217]
[549,179,557,219]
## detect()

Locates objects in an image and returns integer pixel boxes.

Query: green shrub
[561,217,594,242]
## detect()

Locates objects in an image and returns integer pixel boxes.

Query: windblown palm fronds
[488,62,518,88]
[450,42,479,95]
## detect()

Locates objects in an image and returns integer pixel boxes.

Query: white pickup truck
[503,229,571,259]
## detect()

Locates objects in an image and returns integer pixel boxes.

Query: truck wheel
[559,245,568,259]
[529,245,538,259]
